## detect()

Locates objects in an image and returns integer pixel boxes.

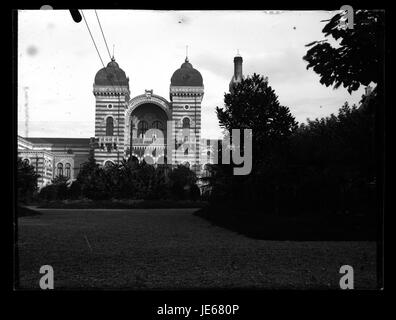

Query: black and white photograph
[13,5,384,297]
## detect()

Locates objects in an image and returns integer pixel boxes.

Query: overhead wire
[81,10,125,163]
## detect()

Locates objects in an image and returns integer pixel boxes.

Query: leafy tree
[303,10,384,93]
[212,74,297,208]
[288,100,376,216]
[73,155,199,201]
[17,158,39,203]
[216,74,297,170]
[51,175,70,200]
[76,154,108,200]
[168,165,197,200]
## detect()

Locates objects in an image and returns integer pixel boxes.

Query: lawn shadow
[194,207,377,241]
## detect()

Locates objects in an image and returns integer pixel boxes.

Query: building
[17,136,92,187]
[18,53,243,188]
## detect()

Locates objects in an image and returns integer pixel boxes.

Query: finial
[111,44,115,61]
[185,45,189,62]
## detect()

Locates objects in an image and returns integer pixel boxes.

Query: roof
[94,58,129,86]
[23,137,91,147]
[171,58,203,87]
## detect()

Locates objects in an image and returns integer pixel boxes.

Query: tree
[51,175,70,200]
[216,73,297,170]
[288,100,376,216]
[76,154,108,200]
[303,10,384,93]
[210,75,298,211]
[168,165,197,200]
[17,158,39,203]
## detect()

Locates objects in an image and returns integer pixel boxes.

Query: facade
[92,56,204,172]
[17,136,92,187]
[18,53,243,188]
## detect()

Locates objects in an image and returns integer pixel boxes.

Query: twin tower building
[17,53,244,187]
[93,53,244,173]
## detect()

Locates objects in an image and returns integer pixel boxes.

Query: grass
[36,199,208,209]
[17,208,378,289]
[16,205,42,217]
[194,206,378,241]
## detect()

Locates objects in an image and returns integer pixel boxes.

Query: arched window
[138,120,148,138]
[152,120,163,131]
[182,117,190,129]
[104,160,114,168]
[57,163,63,176]
[106,117,114,136]
[65,163,71,178]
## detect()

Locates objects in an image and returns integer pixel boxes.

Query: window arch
[57,163,63,176]
[152,120,163,131]
[106,117,114,136]
[182,117,190,129]
[138,120,148,138]
[65,163,71,178]
[104,160,114,168]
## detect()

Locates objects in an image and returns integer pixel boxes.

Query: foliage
[217,74,298,169]
[208,73,376,217]
[17,158,39,203]
[37,154,200,201]
[303,10,384,93]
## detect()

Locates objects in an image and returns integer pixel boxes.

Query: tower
[229,51,243,93]
[169,56,204,172]
[93,58,130,166]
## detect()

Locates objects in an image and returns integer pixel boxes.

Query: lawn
[194,207,378,241]
[16,208,378,290]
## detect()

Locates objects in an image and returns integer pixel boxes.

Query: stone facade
[91,56,206,174]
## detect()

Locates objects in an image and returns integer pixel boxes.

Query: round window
[184,105,190,110]
[108,104,113,109]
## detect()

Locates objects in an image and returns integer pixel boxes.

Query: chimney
[233,55,243,81]
[229,52,244,93]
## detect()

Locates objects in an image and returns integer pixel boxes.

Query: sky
[17,10,366,139]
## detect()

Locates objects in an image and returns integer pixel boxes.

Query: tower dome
[94,58,129,86]
[170,58,203,87]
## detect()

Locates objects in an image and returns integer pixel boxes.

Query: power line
[95,10,112,61]
[81,10,125,163]
[81,10,105,68]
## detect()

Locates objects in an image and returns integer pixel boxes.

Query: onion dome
[170,58,203,87]
[94,57,129,86]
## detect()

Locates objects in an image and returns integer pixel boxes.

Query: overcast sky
[18,10,365,139]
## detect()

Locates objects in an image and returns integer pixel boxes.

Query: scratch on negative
[84,234,93,252]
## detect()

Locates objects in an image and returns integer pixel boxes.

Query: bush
[17,158,39,203]
[38,157,201,202]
